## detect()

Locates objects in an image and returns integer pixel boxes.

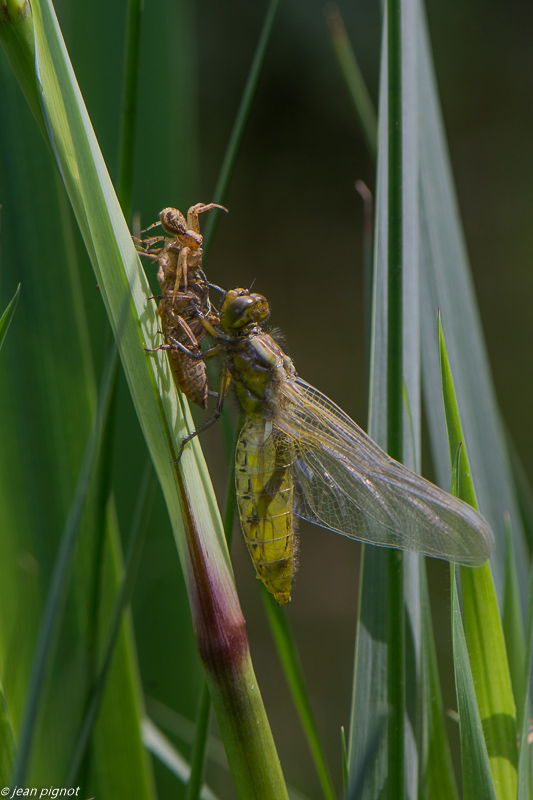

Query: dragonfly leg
[175,365,232,463]
[165,335,223,359]
[144,342,172,353]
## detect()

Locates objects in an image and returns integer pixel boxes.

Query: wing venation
[264,376,495,564]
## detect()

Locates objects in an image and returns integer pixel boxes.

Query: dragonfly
[137,202,226,408]
[174,288,495,604]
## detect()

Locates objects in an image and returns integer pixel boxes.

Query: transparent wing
[272,377,494,564]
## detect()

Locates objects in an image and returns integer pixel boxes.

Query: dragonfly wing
[275,377,495,565]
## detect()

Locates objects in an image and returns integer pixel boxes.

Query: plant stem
[386,0,404,797]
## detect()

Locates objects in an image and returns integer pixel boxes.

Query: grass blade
[325,4,377,159]
[503,518,526,728]
[451,568,498,800]
[439,314,517,797]
[143,718,220,800]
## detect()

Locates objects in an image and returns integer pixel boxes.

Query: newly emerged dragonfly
[175,288,495,604]
[137,203,226,408]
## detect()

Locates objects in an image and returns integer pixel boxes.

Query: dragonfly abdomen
[235,419,297,604]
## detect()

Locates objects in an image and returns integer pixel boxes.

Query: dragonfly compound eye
[222,292,270,329]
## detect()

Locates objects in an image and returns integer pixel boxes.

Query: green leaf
[451,568,498,800]
[439,315,518,797]
[503,519,526,729]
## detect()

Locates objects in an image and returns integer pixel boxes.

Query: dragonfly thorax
[229,331,289,419]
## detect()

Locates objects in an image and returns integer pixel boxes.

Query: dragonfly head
[220,289,270,331]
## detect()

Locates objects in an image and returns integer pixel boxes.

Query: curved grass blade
[8,2,290,795]
[0,1,47,139]
[451,568,498,800]
[325,4,377,160]
[439,313,518,797]
[0,284,20,351]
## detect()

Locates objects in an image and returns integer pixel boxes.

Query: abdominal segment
[235,421,297,604]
